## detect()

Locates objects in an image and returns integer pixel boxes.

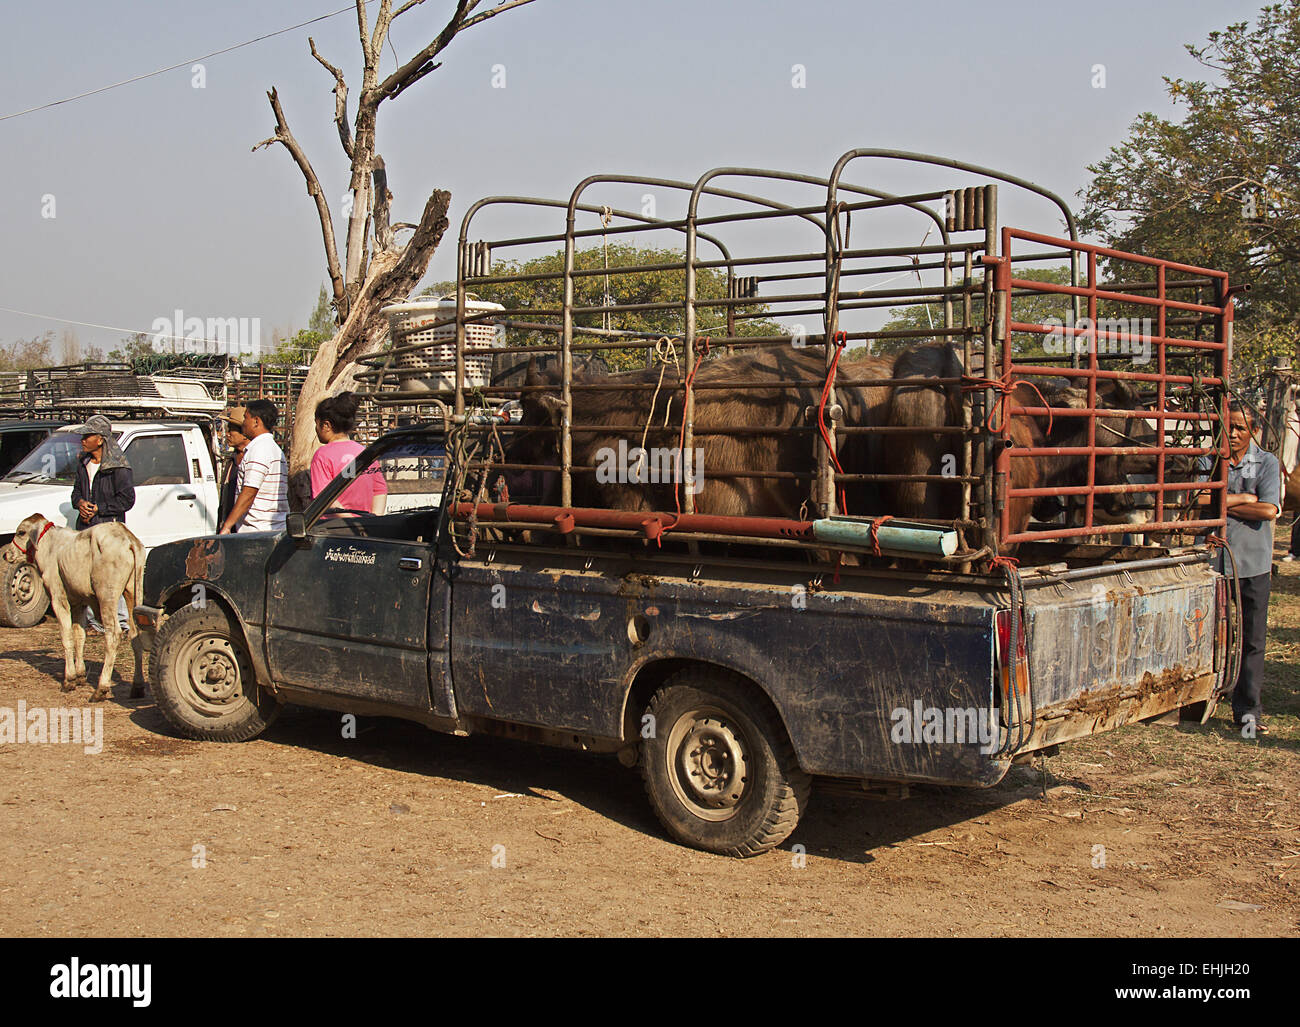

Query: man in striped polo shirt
[219,399,288,534]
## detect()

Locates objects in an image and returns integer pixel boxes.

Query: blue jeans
[84,597,130,633]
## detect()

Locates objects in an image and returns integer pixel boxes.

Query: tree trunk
[286,189,452,509]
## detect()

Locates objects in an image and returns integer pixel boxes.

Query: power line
[0,2,379,124]
[0,304,253,350]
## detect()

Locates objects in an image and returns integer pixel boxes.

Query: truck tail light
[995,608,1030,707]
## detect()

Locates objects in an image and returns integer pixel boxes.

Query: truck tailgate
[1005,555,1224,753]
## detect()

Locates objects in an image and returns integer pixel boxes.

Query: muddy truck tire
[149,605,279,742]
[0,559,50,628]
[640,669,811,858]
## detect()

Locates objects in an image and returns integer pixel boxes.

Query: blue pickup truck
[132,154,1241,856]
[134,426,1232,857]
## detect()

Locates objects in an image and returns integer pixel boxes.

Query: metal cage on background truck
[132,151,1243,857]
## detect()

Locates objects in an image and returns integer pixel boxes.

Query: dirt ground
[2,550,1298,938]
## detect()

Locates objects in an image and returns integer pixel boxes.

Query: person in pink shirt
[309,392,388,515]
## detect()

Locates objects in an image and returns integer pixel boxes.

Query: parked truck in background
[0,372,227,627]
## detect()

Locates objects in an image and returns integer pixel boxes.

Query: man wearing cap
[69,414,135,528]
[217,406,249,529]
[68,414,135,632]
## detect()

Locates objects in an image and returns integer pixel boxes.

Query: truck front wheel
[149,605,279,742]
[641,670,811,857]
[0,559,50,628]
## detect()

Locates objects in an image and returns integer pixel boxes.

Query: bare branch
[251,88,347,322]
[308,37,354,160]
[354,0,372,62]
[389,61,442,100]
[393,0,428,17]
[370,0,393,60]
[461,0,537,32]
[375,0,471,103]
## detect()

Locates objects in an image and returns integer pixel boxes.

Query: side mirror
[287,513,308,544]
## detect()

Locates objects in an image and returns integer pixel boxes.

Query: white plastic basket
[383,298,505,394]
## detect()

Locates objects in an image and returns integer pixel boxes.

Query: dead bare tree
[253,0,539,505]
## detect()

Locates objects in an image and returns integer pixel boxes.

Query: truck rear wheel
[149,605,279,742]
[0,560,50,628]
[641,669,811,857]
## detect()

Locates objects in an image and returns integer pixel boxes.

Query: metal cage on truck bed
[354,150,1234,568]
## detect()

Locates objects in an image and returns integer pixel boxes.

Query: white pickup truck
[0,419,221,626]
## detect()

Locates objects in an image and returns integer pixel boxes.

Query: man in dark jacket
[69,415,135,527]
[68,414,135,633]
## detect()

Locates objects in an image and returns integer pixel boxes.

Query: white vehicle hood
[0,481,77,535]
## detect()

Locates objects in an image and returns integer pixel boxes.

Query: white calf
[4,514,146,702]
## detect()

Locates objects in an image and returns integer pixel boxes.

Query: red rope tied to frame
[961,375,1054,437]
[818,331,850,514]
[673,336,711,518]
[987,553,1020,574]
[869,515,894,558]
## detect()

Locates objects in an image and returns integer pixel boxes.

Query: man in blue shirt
[1209,402,1281,734]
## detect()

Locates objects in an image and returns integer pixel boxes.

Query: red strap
[25,520,55,564]
[818,331,849,514]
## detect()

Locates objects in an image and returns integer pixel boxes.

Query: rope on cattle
[673,336,710,517]
[961,374,1054,436]
[817,330,850,514]
[638,336,680,456]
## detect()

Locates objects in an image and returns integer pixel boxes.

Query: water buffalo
[507,346,895,520]
[884,342,1162,539]
[3,514,146,701]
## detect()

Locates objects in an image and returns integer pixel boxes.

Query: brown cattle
[884,342,1161,539]
[3,514,146,701]
[512,346,895,521]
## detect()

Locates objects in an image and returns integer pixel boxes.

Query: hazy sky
[0,0,1269,356]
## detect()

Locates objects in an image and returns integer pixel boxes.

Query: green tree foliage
[107,332,158,364]
[1079,1,1300,377]
[307,284,334,335]
[863,266,1078,361]
[425,245,787,371]
[264,285,334,367]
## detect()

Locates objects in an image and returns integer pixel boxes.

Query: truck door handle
[399,557,423,571]
[177,494,196,501]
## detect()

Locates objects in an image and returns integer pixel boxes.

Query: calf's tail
[126,541,145,639]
